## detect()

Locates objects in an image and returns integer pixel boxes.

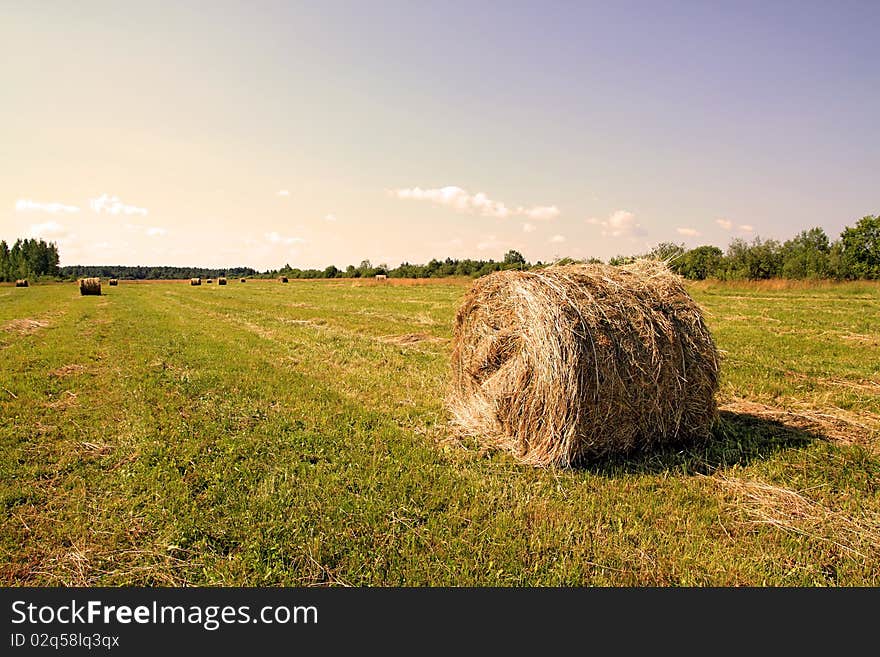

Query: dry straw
[448,260,720,467]
[218,277,227,285]
[109,279,118,286]
[79,277,102,296]
[190,277,202,286]
[15,279,28,288]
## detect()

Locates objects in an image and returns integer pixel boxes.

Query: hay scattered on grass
[379,333,445,345]
[15,279,29,288]
[448,260,720,467]
[190,278,202,286]
[3,318,49,335]
[78,277,101,296]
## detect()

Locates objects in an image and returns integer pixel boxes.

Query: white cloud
[738,224,754,233]
[392,186,559,221]
[16,199,80,214]
[265,231,305,246]
[146,227,168,237]
[476,235,500,251]
[715,218,733,230]
[277,190,290,197]
[28,221,68,238]
[676,227,700,236]
[324,213,337,222]
[523,205,560,221]
[586,210,642,238]
[522,223,536,233]
[549,234,566,243]
[90,194,148,216]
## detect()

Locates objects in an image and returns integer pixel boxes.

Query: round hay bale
[240,278,246,283]
[78,277,102,296]
[206,279,214,284]
[279,276,289,283]
[448,260,720,467]
[15,279,29,288]
[108,278,118,286]
[190,277,202,286]
[218,277,227,285]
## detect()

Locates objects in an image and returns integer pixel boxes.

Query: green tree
[839,215,880,279]
[503,250,526,266]
[781,227,831,279]
[677,246,723,280]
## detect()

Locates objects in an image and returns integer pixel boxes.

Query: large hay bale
[279,276,289,283]
[108,278,118,286]
[448,260,720,467]
[190,277,202,286]
[79,277,101,296]
[15,279,28,288]
[218,277,227,285]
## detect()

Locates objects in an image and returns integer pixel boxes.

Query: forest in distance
[2,214,878,283]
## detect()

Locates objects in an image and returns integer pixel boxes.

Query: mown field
[1,278,878,585]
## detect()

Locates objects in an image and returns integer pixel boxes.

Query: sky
[2,1,878,270]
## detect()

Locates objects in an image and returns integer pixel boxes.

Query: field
[1,278,879,586]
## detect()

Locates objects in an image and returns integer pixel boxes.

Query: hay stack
[109,279,118,286]
[448,260,719,467]
[15,279,28,288]
[218,277,227,285]
[240,278,246,283]
[79,277,101,296]
[375,274,388,280]
[279,276,289,283]
[206,279,213,284]
[191,277,202,286]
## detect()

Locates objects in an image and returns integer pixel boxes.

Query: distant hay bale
[375,274,388,280]
[15,279,28,288]
[78,277,101,296]
[448,260,720,467]
[279,276,289,283]
[108,279,118,286]
[240,278,246,283]
[207,279,214,284]
[218,277,227,285]
[190,277,202,286]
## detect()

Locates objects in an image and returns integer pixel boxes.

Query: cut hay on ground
[279,276,289,283]
[190,277,201,286]
[108,279,118,286]
[218,277,227,285]
[78,277,101,296]
[15,279,28,287]
[448,260,720,467]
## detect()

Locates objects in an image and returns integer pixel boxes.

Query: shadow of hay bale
[585,410,819,476]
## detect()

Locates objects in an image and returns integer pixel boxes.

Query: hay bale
[15,279,28,288]
[218,277,227,285]
[448,260,720,467]
[108,279,118,286]
[279,276,289,283]
[240,278,246,283]
[206,279,213,284]
[190,277,202,286]
[78,277,101,296]
[375,274,387,280]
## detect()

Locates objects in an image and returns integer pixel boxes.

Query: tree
[839,215,880,279]
[781,227,831,279]
[323,265,339,278]
[503,250,526,266]
[677,246,723,280]
[647,242,686,263]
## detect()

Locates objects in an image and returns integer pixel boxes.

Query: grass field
[1,278,879,585]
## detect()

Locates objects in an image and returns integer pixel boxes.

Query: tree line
[0,239,60,282]
[4,214,878,282]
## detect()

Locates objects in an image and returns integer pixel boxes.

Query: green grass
[1,278,878,585]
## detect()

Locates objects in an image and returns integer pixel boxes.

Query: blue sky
[2,1,877,268]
